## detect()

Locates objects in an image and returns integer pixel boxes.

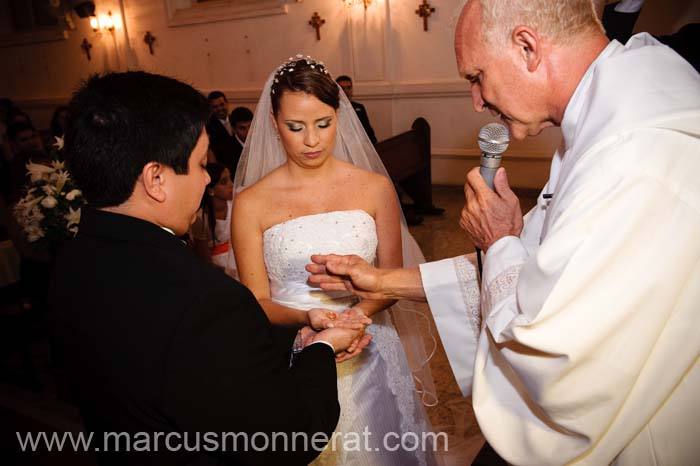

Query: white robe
[420,34,700,466]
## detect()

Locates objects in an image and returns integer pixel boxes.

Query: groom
[50,71,362,465]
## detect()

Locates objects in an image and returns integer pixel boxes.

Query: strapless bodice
[263,210,377,311]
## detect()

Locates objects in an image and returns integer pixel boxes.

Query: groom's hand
[332,308,373,363]
[335,333,372,363]
[312,327,369,356]
[306,254,389,300]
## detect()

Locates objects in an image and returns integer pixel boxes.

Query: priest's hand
[306,254,388,300]
[460,167,523,251]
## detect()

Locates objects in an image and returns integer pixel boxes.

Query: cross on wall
[415,0,436,32]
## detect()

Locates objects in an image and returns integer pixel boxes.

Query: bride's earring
[276,133,280,140]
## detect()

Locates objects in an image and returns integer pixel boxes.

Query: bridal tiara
[271,54,330,95]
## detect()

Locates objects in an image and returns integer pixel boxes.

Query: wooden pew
[376,117,436,212]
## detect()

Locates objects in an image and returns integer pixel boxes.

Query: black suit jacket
[50,209,339,465]
[206,117,241,176]
[351,101,377,145]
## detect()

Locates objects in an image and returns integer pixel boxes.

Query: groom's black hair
[64,71,209,208]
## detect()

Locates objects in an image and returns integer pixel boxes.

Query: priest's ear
[512,26,542,73]
[140,162,167,203]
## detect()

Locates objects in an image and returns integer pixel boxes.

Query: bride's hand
[333,308,372,330]
[307,308,343,331]
[308,308,371,331]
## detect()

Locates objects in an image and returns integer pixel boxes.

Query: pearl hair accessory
[271,54,330,95]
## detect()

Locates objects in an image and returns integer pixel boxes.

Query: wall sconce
[100,11,115,32]
[89,11,116,33]
[343,0,373,9]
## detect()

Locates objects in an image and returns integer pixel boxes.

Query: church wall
[8,0,696,189]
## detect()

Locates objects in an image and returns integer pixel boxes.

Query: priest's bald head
[455,0,608,140]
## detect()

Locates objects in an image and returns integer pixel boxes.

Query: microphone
[477,123,510,189]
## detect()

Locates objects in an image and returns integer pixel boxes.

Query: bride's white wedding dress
[263,209,436,466]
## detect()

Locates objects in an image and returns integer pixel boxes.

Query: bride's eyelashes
[317,118,333,129]
[284,118,333,132]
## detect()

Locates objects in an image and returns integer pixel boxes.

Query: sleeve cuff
[308,340,335,354]
[420,256,480,397]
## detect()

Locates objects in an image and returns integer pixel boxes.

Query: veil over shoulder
[233,56,437,407]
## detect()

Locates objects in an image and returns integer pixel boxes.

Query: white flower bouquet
[13,137,85,249]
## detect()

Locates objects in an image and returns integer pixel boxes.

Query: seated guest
[335,75,377,144]
[5,108,32,127]
[4,122,47,204]
[50,105,69,138]
[190,163,237,279]
[51,71,366,465]
[0,98,14,165]
[229,106,253,165]
[205,91,240,177]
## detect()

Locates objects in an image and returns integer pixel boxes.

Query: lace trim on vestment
[483,264,522,312]
[453,255,482,340]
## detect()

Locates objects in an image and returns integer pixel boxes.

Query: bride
[232,56,437,466]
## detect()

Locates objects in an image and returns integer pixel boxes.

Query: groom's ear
[141,162,167,203]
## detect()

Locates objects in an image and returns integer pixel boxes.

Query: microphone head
[478,123,510,155]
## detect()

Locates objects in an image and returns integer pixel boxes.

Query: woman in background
[190,163,237,279]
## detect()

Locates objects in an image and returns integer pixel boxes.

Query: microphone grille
[478,123,510,154]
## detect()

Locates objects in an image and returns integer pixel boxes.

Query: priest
[307,0,700,464]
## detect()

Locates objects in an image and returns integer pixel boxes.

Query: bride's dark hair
[270,57,339,116]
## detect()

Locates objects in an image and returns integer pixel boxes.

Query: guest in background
[0,195,45,392]
[335,75,377,145]
[227,106,253,176]
[4,122,47,205]
[600,0,645,44]
[229,105,253,150]
[205,91,240,178]
[190,162,237,279]
[5,108,32,127]
[0,98,13,120]
[0,99,13,195]
[50,105,69,138]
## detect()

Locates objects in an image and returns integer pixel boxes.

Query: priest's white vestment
[420,34,700,466]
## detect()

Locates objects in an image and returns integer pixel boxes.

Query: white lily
[65,207,81,228]
[53,136,64,150]
[17,195,42,212]
[41,196,58,209]
[51,159,66,171]
[53,170,70,192]
[26,225,45,243]
[30,205,44,222]
[26,162,55,183]
[65,189,82,201]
